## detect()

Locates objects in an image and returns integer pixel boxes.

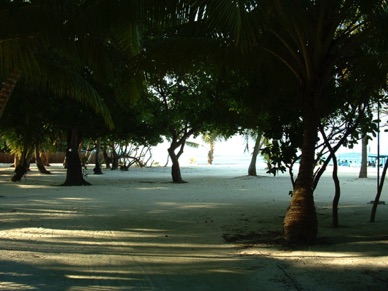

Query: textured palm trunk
[111,148,119,170]
[62,128,90,186]
[35,143,51,174]
[93,138,103,174]
[284,98,318,243]
[248,133,262,176]
[207,140,215,165]
[12,147,33,182]
[358,136,368,178]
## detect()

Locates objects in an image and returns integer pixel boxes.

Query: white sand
[0,163,387,290]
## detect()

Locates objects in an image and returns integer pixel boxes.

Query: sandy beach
[0,163,387,290]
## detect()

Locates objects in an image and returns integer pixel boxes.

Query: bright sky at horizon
[152,119,388,166]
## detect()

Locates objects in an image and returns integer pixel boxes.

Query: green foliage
[145,65,244,143]
[0,83,63,155]
[0,135,10,152]
[1,0,387,187]
[0,0,116,127]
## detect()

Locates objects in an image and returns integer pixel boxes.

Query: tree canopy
[0,0,387,243]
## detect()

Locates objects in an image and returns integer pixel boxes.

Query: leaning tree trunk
[61,128,90,186]
[40,149,50,166]
[35,143,51,174]
[248,133,263,176]
[283,101,318,244]
[207,140,215,165]
[168,148,185,183]
[12,147,33,182]
[370,157,388,222]
[13,154,20,168]
[358,135,368,178]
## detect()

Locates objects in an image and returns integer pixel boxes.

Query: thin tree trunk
[93,138,103,174]
[318,126,342,227]
[248,133,263,176]
[12,147,33,182]
[40,149,50,166]
[283,97,318,244]
[102,146,111,169]
[331,154,341,227]
[61,128,90,186]
[163,154,170,167]
[13,154,19,168]
[358,136,368,178]
[370,157,388,222]
[111,144,119,170]
[35,143,51,174]
[207,140,215,165]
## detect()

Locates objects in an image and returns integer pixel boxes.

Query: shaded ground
[0,164,387,290]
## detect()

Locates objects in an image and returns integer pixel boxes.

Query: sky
[149,128,388,168]
[151,135,253,166]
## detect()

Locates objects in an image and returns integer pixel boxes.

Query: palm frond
[186,140,200,148]
[29,56,114,129]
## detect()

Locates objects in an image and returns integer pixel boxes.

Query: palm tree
[202,131,226,165]
[0,83,57,181]
[0,1,117,185]
[144,0,387,243]
[264,1,386,243]
[0,2,111,122]
[1,1,169,185]
[243,130,268,176]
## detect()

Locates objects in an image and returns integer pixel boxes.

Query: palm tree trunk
[207,140,215,165]
[248,133,263,176]
[358,136,368,178]
[13,154,19,168]
[35,143,51,174]
[62,128,90,186]
[102,146,111,169]
[283,99,318,243]
[12,147,33,182]
[111,143,119,170]
[93,138,103,174]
